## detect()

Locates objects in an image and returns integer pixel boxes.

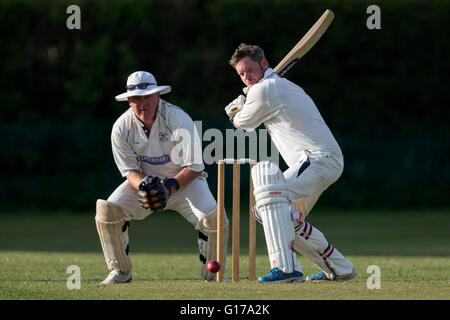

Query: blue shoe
[305,271,329,281]
[258,268,304,283]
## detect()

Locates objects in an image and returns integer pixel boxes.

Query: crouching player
[95,71,228,284]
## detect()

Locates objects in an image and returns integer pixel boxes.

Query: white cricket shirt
[111,99,204,178]
[234,68,343,167]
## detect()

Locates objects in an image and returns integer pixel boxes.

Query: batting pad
[197,211,229,281]
[293,221,354,279]
[95,199,132,274]
[252,161,299,273]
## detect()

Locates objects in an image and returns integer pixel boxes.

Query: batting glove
[225,95,246,119]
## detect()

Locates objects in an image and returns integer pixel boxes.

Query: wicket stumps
[216,158,257,282]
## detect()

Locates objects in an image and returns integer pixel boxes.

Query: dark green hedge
[0,0,449,210]
[1,120,448,210]
[1,0,449,127]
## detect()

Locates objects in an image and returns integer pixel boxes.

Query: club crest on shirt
[159,131,169,142]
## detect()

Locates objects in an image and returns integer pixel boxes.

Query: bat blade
[274,9,335,77]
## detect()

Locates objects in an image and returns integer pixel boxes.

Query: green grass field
[0,209,449,300]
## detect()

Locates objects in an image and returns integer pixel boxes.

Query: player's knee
[200,209,229,231]
[95,199,132,273]
[96,199,125,221]
[204,210,217,229]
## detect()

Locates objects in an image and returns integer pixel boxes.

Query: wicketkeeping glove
[138,176,179,212]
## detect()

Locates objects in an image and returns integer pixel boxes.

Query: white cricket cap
[115,71,171,101]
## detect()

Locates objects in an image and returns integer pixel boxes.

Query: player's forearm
[127,167,201,192]
[174,167,202,190]
[127,170,147,191]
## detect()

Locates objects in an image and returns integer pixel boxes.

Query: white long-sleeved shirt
[111,99,204,178]
[234,68,343,167]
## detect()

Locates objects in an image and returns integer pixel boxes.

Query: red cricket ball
[207,260,221,274]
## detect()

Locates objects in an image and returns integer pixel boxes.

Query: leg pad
[95,199,132,274]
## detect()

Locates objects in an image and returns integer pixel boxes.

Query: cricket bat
[274,9,335,77]
[228,10,334,116]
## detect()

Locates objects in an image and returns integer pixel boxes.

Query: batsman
[95,71,229,284]
[226,44,357,283]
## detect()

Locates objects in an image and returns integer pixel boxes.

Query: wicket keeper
[95,71,229,284]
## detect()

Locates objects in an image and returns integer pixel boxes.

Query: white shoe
[335,268,357,281]
[306,268,357,281]
[101,270,132,284]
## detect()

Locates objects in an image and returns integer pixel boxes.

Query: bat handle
[277,58,300,77]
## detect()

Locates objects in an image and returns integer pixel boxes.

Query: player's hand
[138,176,166,212]
[162,177,180,197]
[225,95,246,119]
[138,176,179,212]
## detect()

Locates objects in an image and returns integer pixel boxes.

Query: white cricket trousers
[107,176,217,226]
[284,151,355,279]
[284,150,343,217]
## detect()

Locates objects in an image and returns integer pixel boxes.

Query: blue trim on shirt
[139,155,171,165]
[296,156,311,178]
